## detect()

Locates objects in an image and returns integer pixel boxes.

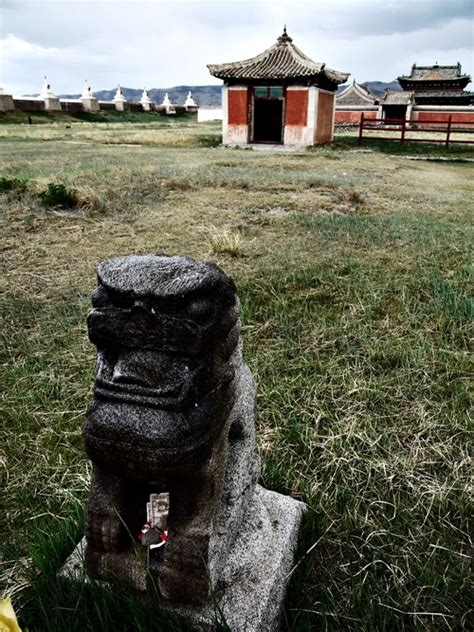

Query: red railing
[358,113,474,147]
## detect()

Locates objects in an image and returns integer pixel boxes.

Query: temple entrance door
[252,99,284,143]
[383,105,407,121]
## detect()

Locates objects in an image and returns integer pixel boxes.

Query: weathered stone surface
[69,253,305,629]
[63,487,305,630]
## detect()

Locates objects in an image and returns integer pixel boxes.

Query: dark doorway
[253,99,283,143]
[383,105,407,121]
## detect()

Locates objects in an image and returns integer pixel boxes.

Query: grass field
[1,115,472,631]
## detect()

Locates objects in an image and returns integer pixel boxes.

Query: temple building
[335,63,473,123]
[390,62,473,116]
[207,28,349,146]
[335,80,379,123]
[337,80,378,107]
[398,63,472,104]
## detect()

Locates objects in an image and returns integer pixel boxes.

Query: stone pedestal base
[81,98,100,112]
[0,94,15,112]
[44,97,61,111]
[61,486,305,631]
[114,100,128,112]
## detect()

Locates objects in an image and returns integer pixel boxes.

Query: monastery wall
[412,107,474,124]
[335,107,377,123]
[334,105,474,126]
[223,86,249,144]
[1,85,197,116]
[13,98,45,111]
[197,108,223,122]
[0,94,15,112]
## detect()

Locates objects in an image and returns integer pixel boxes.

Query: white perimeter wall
[197,108,223,122]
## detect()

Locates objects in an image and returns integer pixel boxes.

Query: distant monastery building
[335,62,473,124]
[208,28,349,146]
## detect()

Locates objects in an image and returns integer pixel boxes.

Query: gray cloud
[1,0,472,96]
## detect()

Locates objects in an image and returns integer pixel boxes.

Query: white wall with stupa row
[0,79,198,114]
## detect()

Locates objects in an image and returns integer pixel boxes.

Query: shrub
[0,176,28,193]
[39,183,78,208]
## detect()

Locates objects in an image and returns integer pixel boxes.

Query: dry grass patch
[340,187,365,206]
[207,227,245,257]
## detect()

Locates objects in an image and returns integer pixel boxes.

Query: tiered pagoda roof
[208,28,349,87]
[398,63,471,91]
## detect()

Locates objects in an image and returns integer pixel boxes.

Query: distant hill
[363,81,402,95]
[35,81,402,106]
[58,85,223,107]
[337,80,402,96]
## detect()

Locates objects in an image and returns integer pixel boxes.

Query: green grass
[334,134,474,158]
[0,118,472,630]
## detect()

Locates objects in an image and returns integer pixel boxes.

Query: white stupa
[140,88,152,111]
[40,76,61,110]
[113,85,127,103]
[81,80,94,100]
[161,92,175,115]
[40,76,56,99]
[184,91,197,108]
[80,80,99,112]
[113,85,127,111]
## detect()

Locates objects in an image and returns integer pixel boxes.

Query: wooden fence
[358,113,474,147]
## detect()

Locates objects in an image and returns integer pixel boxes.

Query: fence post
[400,117,406,145]
[358,112,364,145]
[446,115,452,149]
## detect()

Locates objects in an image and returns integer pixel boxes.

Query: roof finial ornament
[278,25,292,45]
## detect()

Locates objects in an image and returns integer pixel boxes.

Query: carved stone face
[83,254,240,478]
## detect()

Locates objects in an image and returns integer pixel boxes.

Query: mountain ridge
[25,81,402,106]
[58,85,223,107]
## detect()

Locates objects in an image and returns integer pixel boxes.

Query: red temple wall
[285,90,308,126]
[335,110,377,123]
[228,89,249,125]
[414,111,474,123]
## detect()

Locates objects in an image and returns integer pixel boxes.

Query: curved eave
[398,76,471,89]
[208,63,349,86]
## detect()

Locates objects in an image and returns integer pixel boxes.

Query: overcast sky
[1,0,473,96]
